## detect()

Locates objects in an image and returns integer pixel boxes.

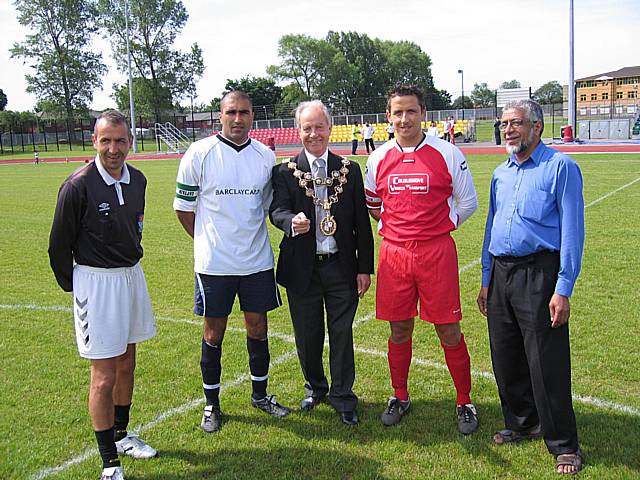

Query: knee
[390,321,413,344]
[204,318,226,345]
[116,353,136,378]
[435,324,462,347]
[245,313,267,340]
[91,369,117,395]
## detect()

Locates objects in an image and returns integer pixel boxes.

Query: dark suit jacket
[269,150,374,295]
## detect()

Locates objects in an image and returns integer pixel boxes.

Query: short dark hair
[387,84,426,112]
[220,90,253,110]
[94,110,130,135]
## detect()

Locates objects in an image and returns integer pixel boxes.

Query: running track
[2,141,639,164]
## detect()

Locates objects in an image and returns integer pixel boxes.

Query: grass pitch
[1,153,639,479]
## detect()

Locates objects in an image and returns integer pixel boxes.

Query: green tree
[99,0,204,119]
[269,32,443,114]
[267,34,335,98]
[222,77,283,109]
[112,78,172,119]
[471,82,496,107]
[533,81,563,105]
[500,79,522,89]
[10,0,106,119]
[0,89,7,111]
[451,96,474,109]
[0,110,37,132]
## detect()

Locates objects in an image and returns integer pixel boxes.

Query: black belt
[496,250,558,263]
[316,252,339,263]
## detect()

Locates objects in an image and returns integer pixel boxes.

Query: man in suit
[270,100,374,425]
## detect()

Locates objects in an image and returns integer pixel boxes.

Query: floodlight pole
[568,0,575,136]
[458,69,465,120]
[125,0,138,153]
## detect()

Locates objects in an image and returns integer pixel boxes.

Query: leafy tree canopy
[533,81,563,104]
[11,0,106,118]
[499,79,522,89]
[470,82,495,107]
[99,0,204,119]
[0,89,7,111]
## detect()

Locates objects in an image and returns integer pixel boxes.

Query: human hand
[356,274,371,298]
[477,287,488,317]
[549,293,570,328]
[292,212,310,235]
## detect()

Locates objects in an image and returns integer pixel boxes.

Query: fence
[2,97,639,154]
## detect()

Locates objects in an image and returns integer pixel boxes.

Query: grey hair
[503,98,544,135]
[295,100,332,127]
[94,110,130,135]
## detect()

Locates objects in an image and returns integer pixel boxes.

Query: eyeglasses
[498,119,529,131]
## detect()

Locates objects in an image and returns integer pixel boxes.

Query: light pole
[568,0,575,136]
[457,69,465,120]
[124,0,137,153]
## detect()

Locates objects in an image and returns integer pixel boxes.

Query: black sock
[113,404,131,442]
[95,427,120,469]
[247,336,269,400]
[201,339,221,406]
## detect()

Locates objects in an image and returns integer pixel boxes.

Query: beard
[505,128,536,156]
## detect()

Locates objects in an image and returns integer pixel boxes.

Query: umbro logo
[98,202,110,212]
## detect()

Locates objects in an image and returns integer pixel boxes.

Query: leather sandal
[555,449,583,475]
[493,424,542,445]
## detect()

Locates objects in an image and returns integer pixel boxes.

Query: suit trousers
[487,250,578,455]
[286,255,359,412]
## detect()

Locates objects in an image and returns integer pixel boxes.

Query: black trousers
[365,138,375,153]
[487,250,579,455]
[286,255,359,412]
[351,140,358,155]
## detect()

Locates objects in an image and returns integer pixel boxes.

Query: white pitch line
[454,175,640,275]
[585,176,640,208]
[30,349,298,480]
[8,302,639,414]
[10,169,640,477]
[4,303,636,478]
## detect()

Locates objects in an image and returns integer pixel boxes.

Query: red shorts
[376,235,462,324]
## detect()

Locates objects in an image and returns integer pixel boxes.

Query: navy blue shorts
[194,269,282,317]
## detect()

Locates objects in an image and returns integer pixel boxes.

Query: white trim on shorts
[72,263,156,359]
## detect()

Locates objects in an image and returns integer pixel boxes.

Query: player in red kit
[365,84,479,433]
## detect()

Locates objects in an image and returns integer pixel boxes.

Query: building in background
[575,66,639,117]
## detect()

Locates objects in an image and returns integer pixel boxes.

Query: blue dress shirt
[480,141,584,296]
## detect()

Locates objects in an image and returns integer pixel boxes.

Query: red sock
[388,338,412,401]
[442,333,472,405]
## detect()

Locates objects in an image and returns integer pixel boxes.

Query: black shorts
[194,269,282,317]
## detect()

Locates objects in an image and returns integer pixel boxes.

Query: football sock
[442,333,472,405]
[201,339,221,407]
[95,426,120,469]
[113,403,131,442]
[388,338,412,401]
[247,336,269,400]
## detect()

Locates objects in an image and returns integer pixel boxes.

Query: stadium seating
[243,120,473,145]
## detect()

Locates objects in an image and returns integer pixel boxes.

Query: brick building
[575,66,639,116]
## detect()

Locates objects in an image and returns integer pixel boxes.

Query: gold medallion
[320,215,337,236]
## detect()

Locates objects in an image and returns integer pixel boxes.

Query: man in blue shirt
[477,99,584,475]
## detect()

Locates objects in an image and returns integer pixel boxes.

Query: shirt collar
[506,140,544,167]
[95,155,130,185]
[305,149,329,167]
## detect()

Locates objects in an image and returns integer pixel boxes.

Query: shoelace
[460,406,473,423]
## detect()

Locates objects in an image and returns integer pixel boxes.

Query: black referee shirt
[48,160,147,292]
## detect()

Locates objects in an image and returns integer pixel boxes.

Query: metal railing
[154,122,191,153]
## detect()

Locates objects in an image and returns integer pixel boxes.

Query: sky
[1,0,638,112]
